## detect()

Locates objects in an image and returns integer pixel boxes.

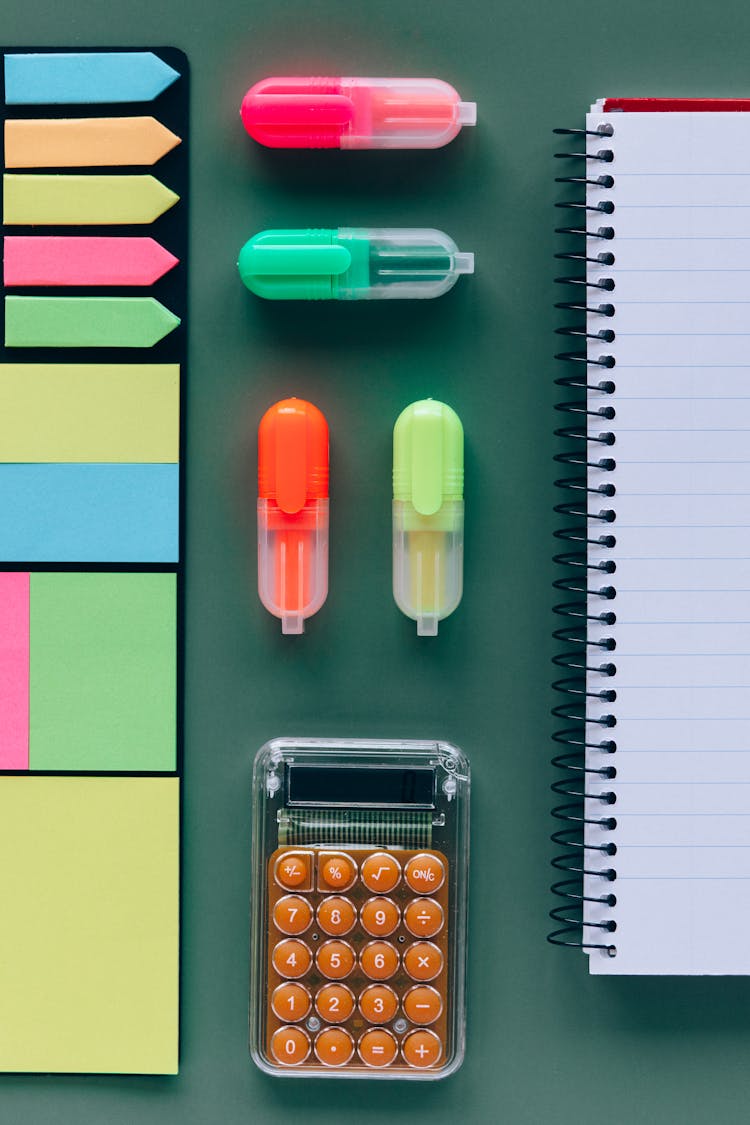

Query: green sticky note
[29,573,176,771]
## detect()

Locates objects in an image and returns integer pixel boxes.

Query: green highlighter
[237,228,474,300]
[393,399,464,636]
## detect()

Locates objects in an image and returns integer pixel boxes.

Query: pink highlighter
[241,77,476,150]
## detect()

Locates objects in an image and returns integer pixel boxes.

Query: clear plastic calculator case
[249,738,470,1080]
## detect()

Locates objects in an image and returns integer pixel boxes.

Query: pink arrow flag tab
[3,236,179,287]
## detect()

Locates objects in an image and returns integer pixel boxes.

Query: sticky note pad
[0,572,29,770]
[0,463,179,562]
[0,776,179,1073]
[0,364,179,462]
[28,572,176,772]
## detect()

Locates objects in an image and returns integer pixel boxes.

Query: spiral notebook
[553,98,750,975]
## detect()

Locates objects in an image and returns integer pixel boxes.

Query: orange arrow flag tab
[4,117,181,169]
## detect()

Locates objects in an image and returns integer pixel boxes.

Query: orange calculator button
[319,852,357,891]
[272,939,312,979]
[361,852,401,894]
[404,853,445,894]
[274,851,312,890]
[316,940,355,980]
[358,984,399,1024]
[317,896,356,936]
[271,982,311,1023]
[315,983,355,1023]
[403,985,443,1025]
[404,941,444,981]
[270,1025,311,1066]
[360,941,399,981]
[273,894,313,936]
[358,1028,398,1068]
[404,897,444,938]
[360,896,400,937]
[314,1027,355,1067]
[402,1029,442,1069]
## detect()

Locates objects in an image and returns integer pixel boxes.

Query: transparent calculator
[250,738,470,1079]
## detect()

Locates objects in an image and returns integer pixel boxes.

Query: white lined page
[583,109,750,974]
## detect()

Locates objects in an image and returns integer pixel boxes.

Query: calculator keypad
[266,846,449,1073]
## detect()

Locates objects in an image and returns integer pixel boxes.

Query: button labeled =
[358,1028,398,1068]
[404,852,445,894]
[404,897,444,939]
[274,850,313,891]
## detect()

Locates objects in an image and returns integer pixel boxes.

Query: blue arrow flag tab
[4,52,180,105]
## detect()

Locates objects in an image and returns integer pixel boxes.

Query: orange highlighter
[258,398,329,634]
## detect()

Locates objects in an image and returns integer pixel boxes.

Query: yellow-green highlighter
[393,399,464,636]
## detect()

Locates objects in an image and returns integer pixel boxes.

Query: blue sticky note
[0,464,178,562]
[4,52,180,105]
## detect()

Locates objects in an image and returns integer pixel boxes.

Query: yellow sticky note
[0,363,179,462]
[0,776,179,1074]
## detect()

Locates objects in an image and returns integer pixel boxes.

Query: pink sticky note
[0,572,30,770]
[3,236,179,287]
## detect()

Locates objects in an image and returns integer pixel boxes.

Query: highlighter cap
[393,399,464,512]
[239,229,347,301]
[258,397,329,511]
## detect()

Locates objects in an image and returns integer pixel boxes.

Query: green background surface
[3,2,750,1123]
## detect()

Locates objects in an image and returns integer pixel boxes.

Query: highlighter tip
[282,613,305,635]
[417,613,439,637]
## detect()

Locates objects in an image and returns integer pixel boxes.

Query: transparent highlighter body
[337,228,474,301]
[393,499,464,636]
[341,77,476,149]
[258,498,329,635]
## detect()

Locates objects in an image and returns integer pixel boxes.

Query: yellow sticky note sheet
[0,776,179,1074]
[0,363,179,462]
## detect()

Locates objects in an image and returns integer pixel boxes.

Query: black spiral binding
[549,122,618,957]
